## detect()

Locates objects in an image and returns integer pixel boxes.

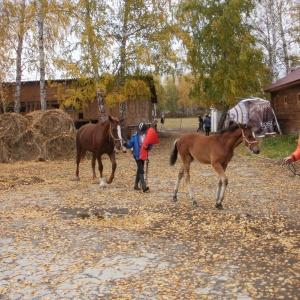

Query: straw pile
[0,109,76,162]
[28,109,76,137]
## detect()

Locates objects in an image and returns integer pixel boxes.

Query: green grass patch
[259,134,299,159]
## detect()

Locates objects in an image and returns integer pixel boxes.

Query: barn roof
[264,67,300,92]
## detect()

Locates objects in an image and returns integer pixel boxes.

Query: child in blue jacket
[124,123,153,192]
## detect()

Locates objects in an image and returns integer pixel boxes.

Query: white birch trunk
[37,0,47,110]
[118,1,129,118]
[277,0,290,75]
[14,0,26,113]
[270,0,278,80]
[97,90,106,119]
[83,0,106,119]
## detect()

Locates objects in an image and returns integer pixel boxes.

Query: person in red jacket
[283,133,300,163]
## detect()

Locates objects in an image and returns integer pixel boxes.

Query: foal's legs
[173,165,184,202]
[216,178,222,202]
[173,155,197,205]
[183,158,197,205]
[212,163,228,209]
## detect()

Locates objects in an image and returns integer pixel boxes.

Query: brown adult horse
[170,123,260,209]
[75,116,124,186]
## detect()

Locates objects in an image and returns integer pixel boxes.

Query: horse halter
[242,129,258,149]
[109,123,124,144]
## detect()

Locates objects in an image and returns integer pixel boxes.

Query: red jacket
[290,134,300,162]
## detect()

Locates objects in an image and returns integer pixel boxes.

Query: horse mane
[218,123,239,134]
[218,123,252,134]
[217,122,252,134]
[99,117,108,125]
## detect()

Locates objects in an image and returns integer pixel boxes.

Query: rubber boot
[134,173,140,190]
[139,174,149,192]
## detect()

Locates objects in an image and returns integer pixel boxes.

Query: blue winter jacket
[203,117,211,128]
[124,131,153,160]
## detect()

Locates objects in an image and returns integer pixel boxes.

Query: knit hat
[138,123,147,132]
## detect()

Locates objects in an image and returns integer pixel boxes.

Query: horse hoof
[215,203,223,210]
[100,178,107,188]
[173,196,177,202]
[192,200,198,205]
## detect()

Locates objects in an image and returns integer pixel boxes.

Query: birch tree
[36,0,47,110]
[0,0,11,112]
[105,0,179,118]
[250,0,300,81]
[79,0,107,118]
[58,0,179,119]
[1,0,34,113]
[34,0,72,110]
[56,0,109,118]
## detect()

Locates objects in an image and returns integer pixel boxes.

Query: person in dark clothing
[123,123,153,192]
[160,115,165,131]
[203,114,211,136]
[197,115,204,132]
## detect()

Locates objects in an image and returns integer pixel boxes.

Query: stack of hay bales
[0,109,76,163]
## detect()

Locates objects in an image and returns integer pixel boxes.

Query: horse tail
[170,139,178,166]
[76,127,86,159]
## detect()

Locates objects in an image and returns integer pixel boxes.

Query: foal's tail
[170,139,178,166]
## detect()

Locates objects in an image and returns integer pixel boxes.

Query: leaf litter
[0,131,299,299]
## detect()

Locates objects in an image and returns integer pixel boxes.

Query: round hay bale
[0,140,10,163]
[25,110,44,125]
[32,109,76,137]
[45,134,76,160]
[0,113,29,145]
[10,128,46,162]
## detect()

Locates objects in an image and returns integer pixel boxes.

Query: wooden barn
[264,67,300,135]
[0,77,158,137]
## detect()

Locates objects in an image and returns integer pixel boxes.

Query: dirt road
[1,131,299,299]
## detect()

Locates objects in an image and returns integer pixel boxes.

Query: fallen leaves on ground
[1,131,299,299]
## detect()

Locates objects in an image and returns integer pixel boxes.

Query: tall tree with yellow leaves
[177,0,268,111]
[60,0,180,119]
[1,0,34,113]
[106,0,179,118]
[34,0,72,110]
